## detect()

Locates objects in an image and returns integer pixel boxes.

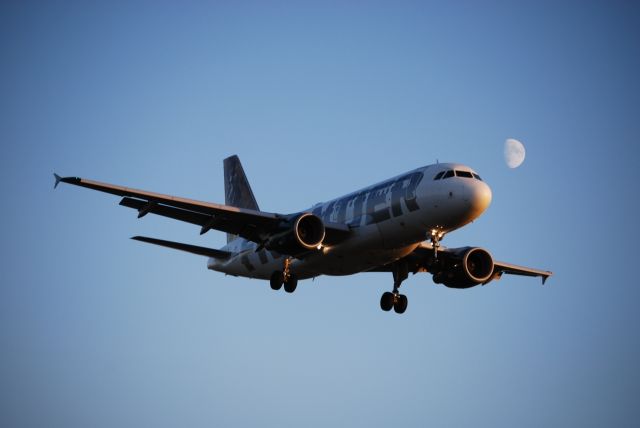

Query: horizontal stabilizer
[131,236,232,259]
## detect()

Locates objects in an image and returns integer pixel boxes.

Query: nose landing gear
[430,228,445,258]
[380,260,409,314]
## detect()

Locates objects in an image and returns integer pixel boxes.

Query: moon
[504,138,526,168]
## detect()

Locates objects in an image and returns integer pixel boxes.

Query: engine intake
[265,213,325,257]
[463,247,494,283]
[432,247,495,289]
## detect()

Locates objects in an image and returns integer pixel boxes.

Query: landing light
[317,244,323,250]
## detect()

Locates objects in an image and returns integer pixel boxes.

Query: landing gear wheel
[283,274,298,293]
[433,273,443,284]
[394,294,408,314]
[380,292,394,311]
[270,271,284,290]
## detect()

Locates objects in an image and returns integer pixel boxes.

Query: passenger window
[442,170,454,179]
[456,170,473,178]
[433,171,444,180]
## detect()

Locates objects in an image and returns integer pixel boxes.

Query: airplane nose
[467,180,492,217]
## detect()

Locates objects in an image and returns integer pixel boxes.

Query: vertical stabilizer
[223,155,259,243]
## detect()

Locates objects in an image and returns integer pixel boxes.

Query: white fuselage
[207,163,492,280]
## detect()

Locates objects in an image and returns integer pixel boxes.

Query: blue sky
[2,1,639,427]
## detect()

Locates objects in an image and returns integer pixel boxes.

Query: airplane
[54,155,552,314]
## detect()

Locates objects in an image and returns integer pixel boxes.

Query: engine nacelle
[432,247,495,289]
[265,213,325,258]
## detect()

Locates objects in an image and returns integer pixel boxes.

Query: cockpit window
[456,170,473,178]
[437,169,482,180]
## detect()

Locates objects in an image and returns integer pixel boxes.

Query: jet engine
[265,213,325,258]
[431,247,495,289]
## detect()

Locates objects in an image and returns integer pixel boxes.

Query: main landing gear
[270,258,298,293]
[380,260,409,314]
[380,291,408,314]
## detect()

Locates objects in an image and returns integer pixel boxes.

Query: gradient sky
[2,1,639,427]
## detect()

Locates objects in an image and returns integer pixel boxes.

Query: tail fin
[223,155,259,243]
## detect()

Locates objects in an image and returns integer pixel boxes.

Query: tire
[380,292,394,311]
[394,294,408,314]
[270,271,284,290]
[283,275,298,293]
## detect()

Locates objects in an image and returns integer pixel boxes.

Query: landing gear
[430,228,445,258]
[380,292,394,311]
[395,294,408,313]
[270,257,297,293]
[380,260,409,314]
[270,271,284,290]
[380,291,408,313]
[283,275,298,293]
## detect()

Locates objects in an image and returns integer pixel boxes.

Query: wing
[54,174,350,247]
[491,260,553,284]
[370,242,552,284]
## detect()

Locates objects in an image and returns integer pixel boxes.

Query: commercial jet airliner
[54,155,551,314]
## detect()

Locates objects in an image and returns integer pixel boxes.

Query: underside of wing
[119,197,276,242]
[492,261,553,284]
[369,242,552,286]
[55,174,354,255]
[56,175,282,243]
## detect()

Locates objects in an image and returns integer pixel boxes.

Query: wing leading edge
[54,174,351,248]
[492,260,553,284]
[55,175,281,242]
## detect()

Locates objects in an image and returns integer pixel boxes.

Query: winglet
[53,173,62,189]
[53,174,81,189]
